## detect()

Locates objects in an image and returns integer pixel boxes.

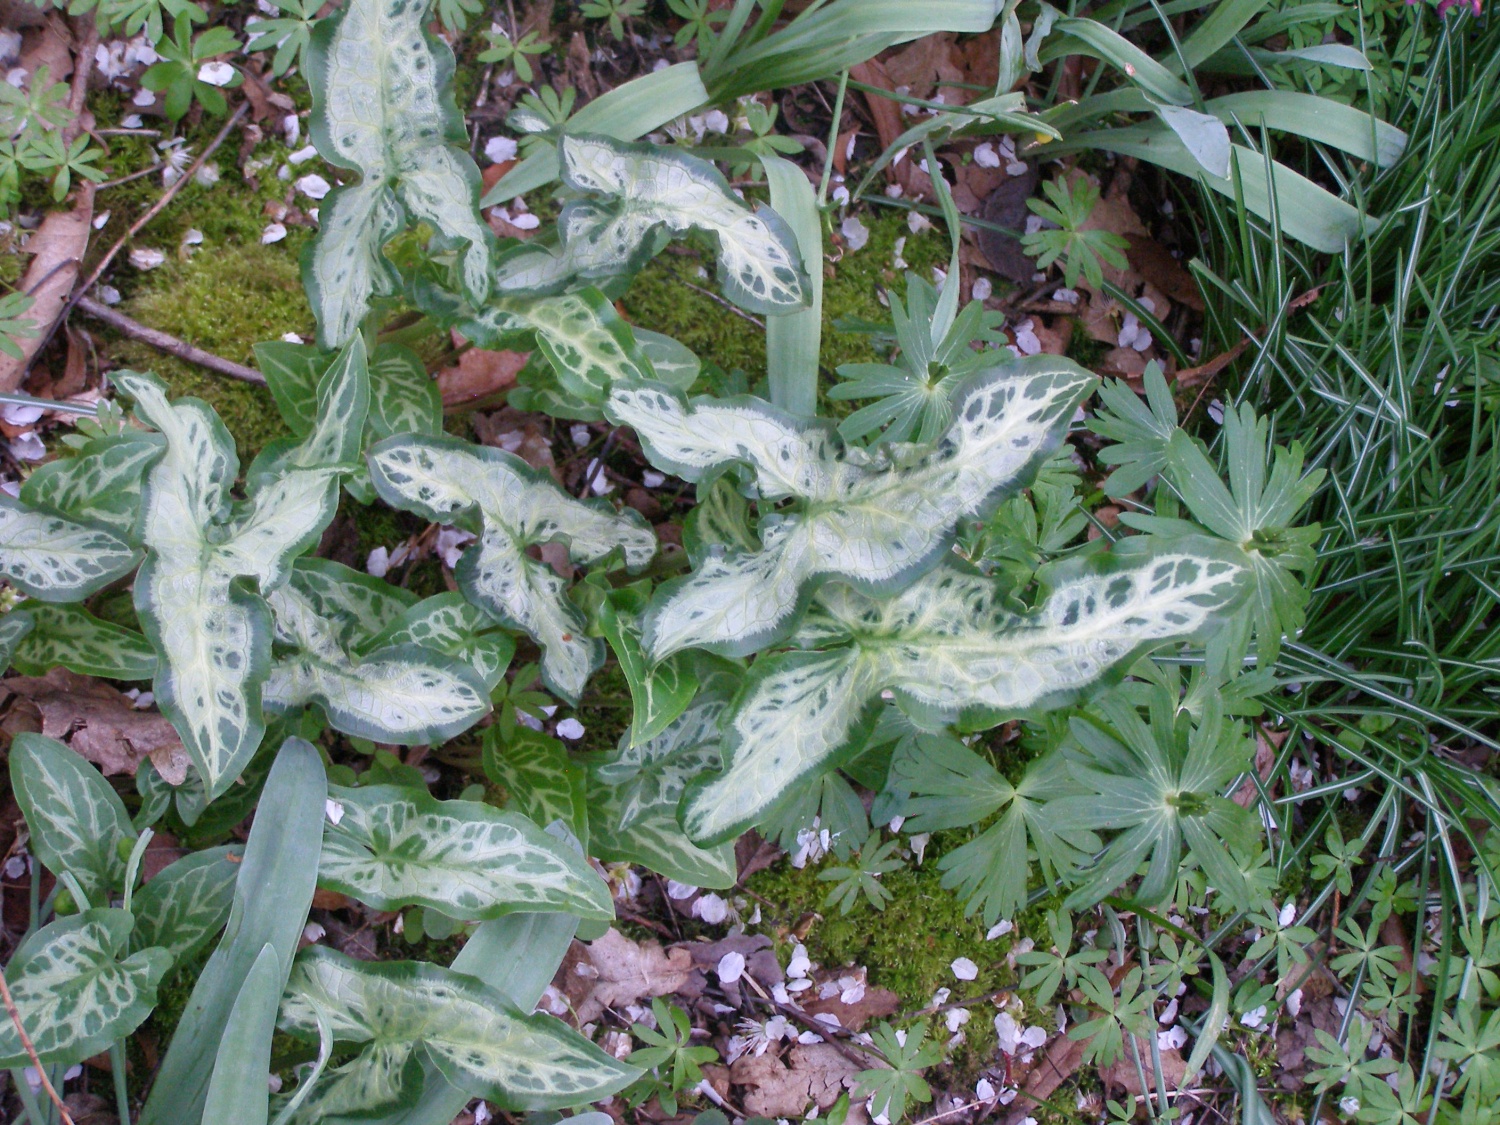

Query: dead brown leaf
[1101,1040,1186,1098]
[0,189,92,390]
[881,34,966,104]
[977,168,1038,284]
[438,345,525,409]
[1002,1033,1085,1122]
[731,1044,861,1118]
[570,928,695,1024]
[2,669,184,777]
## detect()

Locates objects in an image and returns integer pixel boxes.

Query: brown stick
[75,297,267,385]
[0,964,77,1125]
[65,103,250,321]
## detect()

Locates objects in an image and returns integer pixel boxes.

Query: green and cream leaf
[130,846,242,962]
[319,784,613,920]
[18,431,164,541]
[11,603,157,680]
[0,495,139,601]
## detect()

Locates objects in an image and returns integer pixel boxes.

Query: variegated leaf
[130,846,241,962]
[683,545,1249,843]
[289,557,418,650]
[10,733,135,905]
[266,585,491,744]
[305,0,492,346]
[588,695,737,888]
[11,603,157,680]
[0,495,139,601]
[279,948,638,1115]
[367,433,656,702]
[457,288,655,406]
[606,358,1097,659]
[481,728,587,839]
[362,591,515,691]
[0,608,33,669]
[319,783,613,920]
[369,343,443,439]
[19,431,164,541]
[0,909,172,1068]
[494,134,808,315]
[594,588,698,746]
[118,341,368,798]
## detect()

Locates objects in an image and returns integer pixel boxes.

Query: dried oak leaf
[2,668,184,778]
[571,927,694,1025]
[731,1043,861,1119]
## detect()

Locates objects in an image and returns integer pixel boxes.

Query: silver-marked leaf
[481,728,588,841]
[10,733,135,905]
[457,288,656,406]
[0,494,139,601]
[369,343,443,439]
[19,431,164,541]
[635,330,700,391]
[279,947,639,1114]
[11,603,157,680]
[588,695,736,888]
[594,587,699,746]
[319,783,613,920]
[607,358,1097,659]
[304,0,493,346]
[119,343,369,798]
[130,846,242,962]
[0,608,32,669]
[367,433,656,702]
[684,544,1249,843]
[290,557,419,650]
[494,135,808,315]
[362,591,516,691]
[0,908,172,1068]
[254,340,326,435]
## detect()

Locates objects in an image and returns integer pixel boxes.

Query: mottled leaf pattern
[0,608,33,669]
[10,733,135,904]
[19,431,164,540]
[11,603,157,680]
[606,358,1097,659]
[362,592,515,691]
[684,546,1248,842]
[130,846,242,962]
[0,495,139,601]
[0,909,172,1068]
[589,696,736,888]
[367,433,656,702]
[494,135,808,314]
[482,729,587,839]
[594,588,698,745]
[305,0,492,346]
[319,784,613,920]
[289,557,418,650]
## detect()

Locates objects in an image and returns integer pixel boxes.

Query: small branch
[75,297,266,385]
[66,103,249,319]
[0,964,77,1125]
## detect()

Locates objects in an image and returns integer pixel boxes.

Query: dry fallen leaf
[438,345,526,409]
[731,1043,861,1119]
[569,928,694,1024]
[2,668,184,777]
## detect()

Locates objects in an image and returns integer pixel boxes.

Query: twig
[75,296,266,385]
[96,162,168,191]
[0,964,76,1125]
[674,275,766,329]
[65,103,248,321]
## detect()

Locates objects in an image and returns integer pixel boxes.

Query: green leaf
[278,947,640,1117]
[1044,16,1194,104]
[608,358,1097,660]
[683,542,1249,843]
[19,430,164,540]
[139,738,326,1125]
[0,493,139,601]
[0,908,172,1068]
[361,591,515,691]
[482,727,588,840]
[289,557,419,649]
[494,135,809,315]
[1089,362,1179,497]
[319,783,613,920]
[118,339,368,798]
[0,608,32,670]
[762,152,823,416]
[482,62,710,205]
[588,694,738,888]
[203,943,281,1125]
[10,732,135,905]
[853,1023,940,1122]
[11,603,157,680]
[129,846,242,963]
[593,585,700,745]
[367,433,656,702]
[304,0,494,346]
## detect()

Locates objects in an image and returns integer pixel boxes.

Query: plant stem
[816,69,849,208]
[109,1040,131,1125]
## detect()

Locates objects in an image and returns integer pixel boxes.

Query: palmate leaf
[0,494,139,601]
[494,134,808,315]
[265,583,491,745]
[129,846,241,962]
[11,602,157,680]
[368,433,656,702]
[588,693,738,888]
[0,908,172,1068]
[10,733,136,906]
[319,783,613,921]
[304,0,494,347]
[607,357,1097,661]
[894,734,1096,924]
[117,339,368,799]
[278,947,639,1120]
[683,542,1249,843]
[1056,688,1260,910]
